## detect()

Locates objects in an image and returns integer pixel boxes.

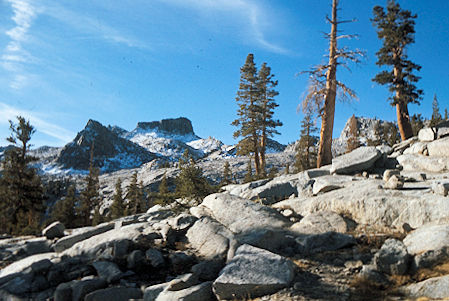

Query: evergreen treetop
[110,178,125,220]
[430,94,442,127]
[0,116,45,235]
[372,0,422,140]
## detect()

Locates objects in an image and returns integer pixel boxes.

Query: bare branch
[337,81,358,102]
[336,18,357,24]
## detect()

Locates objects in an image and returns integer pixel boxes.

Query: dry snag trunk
[317,0,338,168]
[301,0,362,167]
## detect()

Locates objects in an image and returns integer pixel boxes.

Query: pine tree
[91,206,102,226]
[243,160,253,183]
[410,114,425,136]
[138,180,148,212]
[366,120,382,146]
[268,166,278,179]
[444,108,449,121]
[372,0,423,140]
[52,184,77,228]
[126,172,143,215]
[232,54,262,176]
[301,0,363,167]
[77,145,100,226]
[257,63,282,175]
[155,173,171,206]
[383,123,400,146]
[430,94,442,127]
[110,178,125,220]
[346,115,360,153]
[220,161,233,186]
[175,151,214,201]
[295,109,318,172]
[0,116,45,235]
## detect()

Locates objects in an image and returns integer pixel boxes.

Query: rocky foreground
[2,126,449,301]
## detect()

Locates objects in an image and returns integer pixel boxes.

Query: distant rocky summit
[56,120,157,171]
[134,117,196,136]
[332,116,398,156]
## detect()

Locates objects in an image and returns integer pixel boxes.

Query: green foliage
[125,172,146,215]
[175,151,215,201]
[346,115,360,153]
[110,178,125,220]
[372,0,423,107]
[77,147,101,226]
[243,160,253,184]
[91,207,103,226]
[430,94,443,127]
[267,166,278,179]
[410,114,425,136]
[232,54,281,176]
[52,184,77,228]
[154,173,174,206]
[0,116,45,235]
[366,120,382,146]
[295,109,318,172]
[257,63,282,173]
[383,123,401,146]
[220,161,233,186]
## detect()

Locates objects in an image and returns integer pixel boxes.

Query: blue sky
[0,0,448,147]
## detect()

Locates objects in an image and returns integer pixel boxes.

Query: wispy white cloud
[160,0,288,54]
[41,2,149,49]
[0,102,75,143]
[1,0,38,89]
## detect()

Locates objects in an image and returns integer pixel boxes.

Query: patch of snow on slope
[127,130,202,160]
[187,137,225,154]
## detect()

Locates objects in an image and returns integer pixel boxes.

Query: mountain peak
[135,117,195,136]
[56,120,156,172]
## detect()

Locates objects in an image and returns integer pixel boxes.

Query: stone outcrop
[402,275,449,300]
[213,244,295,300]
[198,193,291,233]
[42,221,65,239]
[330,146,382,174]
[291,211,349,234]
[373,239,410,275]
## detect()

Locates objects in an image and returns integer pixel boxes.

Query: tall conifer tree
[372,0,423,140]
[77,145,100,226]
[232,54,262,176]
[126,172,142,215]
[295,109,318,172]
[257,63,282,175]
[232,54,281,176]
[52,184,77,228]
[110,178,125,219]
[0,116,45,234]
[430,94,442,127]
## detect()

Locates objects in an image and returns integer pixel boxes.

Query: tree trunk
[393,62,413,140]
[259,129,266,175]
[317,0,338,168]
[396,102,413,140]
[252,133,261,176]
